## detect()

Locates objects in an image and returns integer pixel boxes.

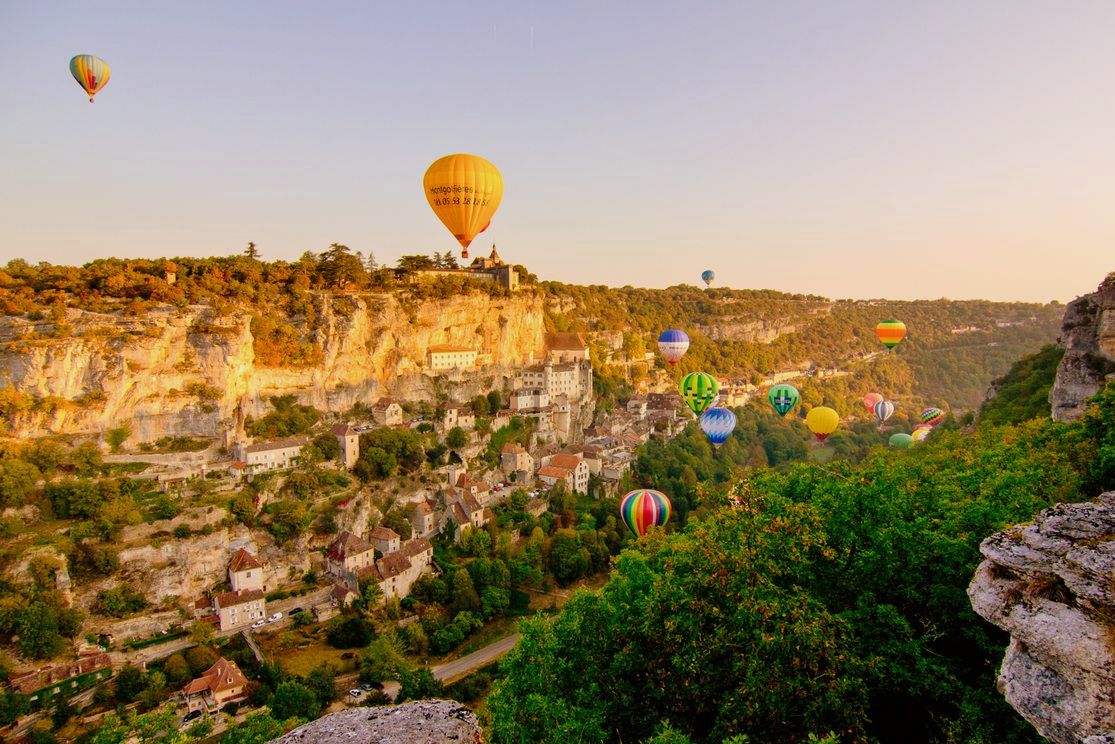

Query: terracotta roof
[372,400,398,411]
[357,564,383,580]
[459,492,482,514]
[413,501,434,515]
[369,526,399,542]
[428,345,474,353]
[331,584,356,601]
[399,538,432,558]
[538,465,572,479]
[545,332,588,351]
[501,443,525,454]
[183,657,248,697]
[451,503,468,524]
[548,453,582,471]
[377,553,411,580]
[327,531,372,561]
[331,423,357,436]
[456,473,490,492]
[243,435,309,454]
[9,653,111,696]
[230,461,247,470]
[215,589,264,608]
[228,548,263,573]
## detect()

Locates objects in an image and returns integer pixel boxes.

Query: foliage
[246,395,321,438]
[979,343,1064,426]
[326,614,376,648]
[268,680,321,721]
[94,585,149,617]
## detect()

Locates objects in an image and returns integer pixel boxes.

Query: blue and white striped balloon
[700,406,736,445]
[657,329,690,365]
[873,400,895,427]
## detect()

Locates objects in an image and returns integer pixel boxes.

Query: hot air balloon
[768,384,800,417]
[70,54,110,102]
[889,433,914,448]
[873,400,895,428]
[700,406,736,446]
[620,489,671,537]
[679,372,718,416]
[920,407,945,427]
[423,154,503,259]
[657,329,690,365]
[861,392,884,412]
[806,406,840,443]
[701,270,715,288]
[911,427,931,444]
[876,320,907,350]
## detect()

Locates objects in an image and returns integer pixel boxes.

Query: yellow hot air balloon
[806,406,840,443]
[423,154,503,259]
[70,54,110,102]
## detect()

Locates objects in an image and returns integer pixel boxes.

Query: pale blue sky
[1,1,1112,302]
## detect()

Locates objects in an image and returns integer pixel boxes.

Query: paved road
[373,632,521,702]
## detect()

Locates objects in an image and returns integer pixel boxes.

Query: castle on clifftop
[410,245,519,292]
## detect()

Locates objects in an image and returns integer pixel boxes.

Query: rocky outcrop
[968,492,1115,743]
[1051,273,1115,421]
[0,291,546,442]
[271,699,482,743]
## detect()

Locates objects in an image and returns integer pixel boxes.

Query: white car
[267,612,283,623]
[349,689,362,698]
[250,620,265,629]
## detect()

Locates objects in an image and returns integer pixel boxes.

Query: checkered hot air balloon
[920,407,945,427]
[700,406,736,446]
[657,329,690,365]
[620,489,671,537]
[876,320,907,350]
[679,372,718,416]
[873,400,895,427]
[768,384,799,416]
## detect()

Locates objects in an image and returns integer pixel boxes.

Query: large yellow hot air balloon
[423,154,503,259]
[69,54,110,102]
[806,406,840,443]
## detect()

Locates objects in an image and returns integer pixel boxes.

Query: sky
[0,1,1112,303]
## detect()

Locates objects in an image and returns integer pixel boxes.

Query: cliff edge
[1051,272,1115,421]
[968,492,1115,743]
[269,699,483,744]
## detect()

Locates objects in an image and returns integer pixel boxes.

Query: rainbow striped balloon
[876,320,907,350]
[920,407,945,427]
[620,489,672,537]
[657,329,690,365]
[70,54,110,102]
[700,406,737,445]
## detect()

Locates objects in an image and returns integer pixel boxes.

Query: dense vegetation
[489,385,1114,743]
[978,344,1064,426]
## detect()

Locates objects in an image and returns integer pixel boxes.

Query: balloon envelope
[70,54,110,102]
[768,384,800,416]
[889,433,914,448]
[876,320,907,350]
[806,406,840,442]
[911,427,931,444]
[657,329,690,365]
[701,270,715,287]
[678,372,718,416]
[862,392,884,412]
[620,489,671,537]
[700,406,737,445]
[873,400,895,426]
[423,154,503,257]
[920,407,945,427]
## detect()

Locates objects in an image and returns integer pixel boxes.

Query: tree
[185,645,219,676]
[304,663,337,708]
[106,424,132,453]
[0,459,39,507]
[114,664,146,702]
[244,242,260,259]
[396,255,436,273]
[15,602,63,659]
[326,614,375,648]
[68,441,103,476]
[448,568,481,614]
[221,712,287,744]
[396,667,444,702]
[0,690,29,726]
[446,426,468,449]
[268,680,320,721]
[162,654,191,686]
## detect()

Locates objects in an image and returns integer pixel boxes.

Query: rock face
[1051,272,1115,421]
[0,292,545,442]
[968,492,1115,743]
[271,699,483,744]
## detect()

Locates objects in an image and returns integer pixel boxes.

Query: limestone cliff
[967,492,1115,743]
[0,291,545,443]
[270,699,482,743]
[1050,273,1115,421]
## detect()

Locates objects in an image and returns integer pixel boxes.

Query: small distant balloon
[806,406,840,442]
[876,320,907,350]
[423,154,503,259]
[920,407,945,427]
[700,406,737,446]
[70,54,110,102]
[862,393,884,412]
[657,329,690,365]
[889,433,914,448]
[620,489,671,537]
[679,372,718,416]
[768,384,800,417]
[873,400,895,427]
[701,270,715,288]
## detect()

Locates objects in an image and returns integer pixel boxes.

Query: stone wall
[1050,273,1115,421]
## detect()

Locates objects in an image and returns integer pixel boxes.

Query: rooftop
[377,553,412,580]
[545,332,588,351]
[215,588,264,608]
[331,423,357,436]
[548,453,582,471]
[428,345,475,353]
[228,548,263,573]
[369,526,400,542]
[327,531,373,561]
[400,537,433,558]
[538,465,573,479]
[243,435,309,454]
[182,657,248,697]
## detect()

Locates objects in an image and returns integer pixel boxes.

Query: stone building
[232,436,308,475]
[332,423,360,469]
[182,658,250,714]
[214,589,265,631]
[428,346,478,371]
[228,548,265,593]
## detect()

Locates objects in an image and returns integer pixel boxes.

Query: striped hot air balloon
[657,329,690,365]
[679,372,718,416]
[69,54,110,102]
[806,406,840,442]
[876,320,907,350]
[873,400,895,427]
[700,406,737,445]
[619,489,672,537]
[862,392,884,412]
[889,433,914,448]
[920,407,945,427]
[768,384,799,416]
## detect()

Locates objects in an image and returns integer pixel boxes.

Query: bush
[94,585,149,617]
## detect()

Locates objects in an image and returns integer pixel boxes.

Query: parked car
[349,689,362,697]
[360,683,373,691]
[250,620,265,629]
[182,710,201,723]
[267,612,283,623]
[289,607,303,615]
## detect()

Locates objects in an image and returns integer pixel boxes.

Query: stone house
[228,548,266,593]
[626,397,648,419]
[214,589,265,631]
[359,538,434,603]
[8,651,112,705]
[427,346,478,371]
[501,442,535,475]
[510,389,549,412]
[325,531,376,580]
[539,453,590,494]
[233,436,308,475]
[411,500,440,538]
[372,400,404,427]
[369,526,400,555]
[182,658,250,714]
[439,405,477,431]
[545,332,590,363]
[445,492,488,541]
[452,472,492,507]
[332,423,360,469]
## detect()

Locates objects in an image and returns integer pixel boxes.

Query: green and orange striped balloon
[619,489,671,537]
[69,54,110,102]
[876,319,907,350]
